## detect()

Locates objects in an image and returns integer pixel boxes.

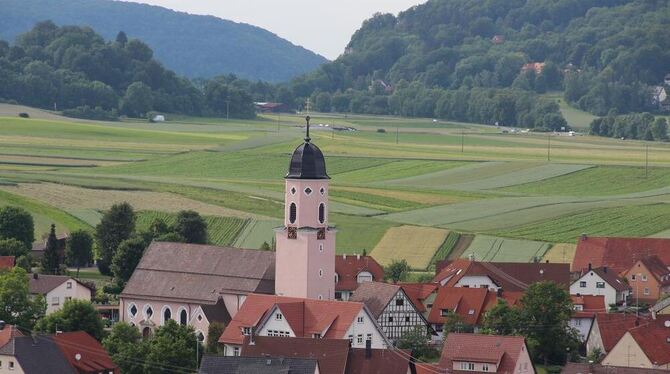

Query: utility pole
[547,133,551,162]
[461,130,464,153]
[396,127,399,144]
[277,112,280,132]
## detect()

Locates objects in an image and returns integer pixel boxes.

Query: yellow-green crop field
[1,104,670,265]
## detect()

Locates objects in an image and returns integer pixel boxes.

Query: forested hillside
[0,22,258,119]
[280,0,670,127]
[0,0,327,82]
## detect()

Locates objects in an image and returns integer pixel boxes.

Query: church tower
[275,116,336,300]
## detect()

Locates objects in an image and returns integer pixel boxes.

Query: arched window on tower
[180,309,188,325]
[318,203,325,224]
[289,203,297,224]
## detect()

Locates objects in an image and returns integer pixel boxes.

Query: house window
[243,327,251,336]
[179,309,187,325]
[348,335,353,344]
[631,274,636,281]
[162,307,172,324]
[318,203,325,224]
[357,334,363,344]
[579,281,586,288]
[233,347,240,356]
[312,333,321,338]
[482,363,489,372]
[144,305,154,319]
[405,316,410,322]
[289,203,297,224]
[460,362,475,371]
[276,313,283,320]
[357,271,373,283]
[441,309,449,317]
[66,282,72,289]
[596,282,605,289]
[318,294,323,300]
[642,275,648,282]
[51,297,59,305]
[388,316,394,322]
[366,333,372,342]
[9,361,14,370]
[644,288,650,296]
[396,298,404,306]
[357,316,364,324]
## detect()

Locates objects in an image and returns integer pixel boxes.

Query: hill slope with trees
[0,0,327,82]
[0,22,258,119]
[280,0,670,127]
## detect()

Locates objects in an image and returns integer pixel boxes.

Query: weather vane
[305,115,311,142]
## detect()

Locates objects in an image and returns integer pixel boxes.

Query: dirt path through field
[446,233,474,260]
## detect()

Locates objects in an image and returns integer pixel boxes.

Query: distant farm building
[491,35,505,44]
[521,62,545,75]
[254,102,290,113]
[651,86,669,112]
[152,114,165,122]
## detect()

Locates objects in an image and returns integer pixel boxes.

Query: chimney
[496,288,503,297]
[581,233,588,241]
[468,253,475,262]
[342,254,346,260]
[603,266,608,273]
[356,253,360,260]
[33,273,38,280]
[365,339,372,359]
[588,263,592,271]
[545,260,549,264]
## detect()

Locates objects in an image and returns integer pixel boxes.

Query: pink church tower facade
[275,117,336,300]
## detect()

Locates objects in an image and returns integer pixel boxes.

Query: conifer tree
[41,224,60,274]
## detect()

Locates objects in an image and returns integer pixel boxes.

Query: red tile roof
[427,287,493,325]
[415,363,446,374]
[242,336,350,374]
[335,255,384,291]
[635,256,670,285]
[0,325,22,349]
[219,294,368,345]
[572,236,670,274]
[53,331,119,373]
[0,256,15,270]
[585,267,631,292]
[562,363,668,374]
[434,260,569,291]
[438,333,528,373]
[346,348,411,374]
[571,295,606,318]
[628,319,670,365]
[593,313,648,352]
[399,283,438,313]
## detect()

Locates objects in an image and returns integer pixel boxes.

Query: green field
[1,105,669,261]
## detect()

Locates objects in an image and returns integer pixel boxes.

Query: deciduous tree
[111,236,148,284]
[65,230,94,278]
[174,210,207,244]
[0,267,45,328]
[385,259,410,283]
[95,202,136,276]
[0,206,34,249]
[36,299,105,340]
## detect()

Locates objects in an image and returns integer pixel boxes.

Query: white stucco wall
[45,279,92,314]
[570,271,618,307]
[455,276,498,291]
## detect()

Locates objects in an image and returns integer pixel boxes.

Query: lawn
[371,225,450,269]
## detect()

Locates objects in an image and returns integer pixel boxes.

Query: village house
[335,254,384,301]
[0,327,118,374]
[427,287,495,338]
[29,274,93,314]
[585,313,646,356]
[238,336,413,374]
[570,295,606,342]
[652,297,670,317]
[491,35,505,44]
[562,362,667,374]
[199,355,318,374]
[435,333,535,373]
[521,62,545,75]
[218,294,389,356]
[399,282,438,318]
[120,242,274,341]
[571,236,670,274]
[349,281,431,342]
[570,265,630,307]
[602,318,670,370]
[652,86,670,112]
[434,259,570,291]
[622,255,670,304]
[30,233,67,263]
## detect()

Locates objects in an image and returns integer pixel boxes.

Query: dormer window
[574,305,583,311]
[441,309,450,316]
[242,327,251,336]
[468,309,475,315]
[357,271,373,284]
[275,313,283,321]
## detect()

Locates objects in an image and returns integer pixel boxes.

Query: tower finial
[305,115,311,142]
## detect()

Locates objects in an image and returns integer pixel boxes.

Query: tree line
[590,113,669,141]
[0,21,256,120]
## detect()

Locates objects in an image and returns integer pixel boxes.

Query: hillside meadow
[1,107,669,269]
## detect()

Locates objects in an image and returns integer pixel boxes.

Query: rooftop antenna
[305,116,311,143]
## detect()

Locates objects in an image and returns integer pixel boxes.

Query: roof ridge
[479,262,529,290]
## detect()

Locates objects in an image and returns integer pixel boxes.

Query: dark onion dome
[286,116,329,179]
[286,141,329,179]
